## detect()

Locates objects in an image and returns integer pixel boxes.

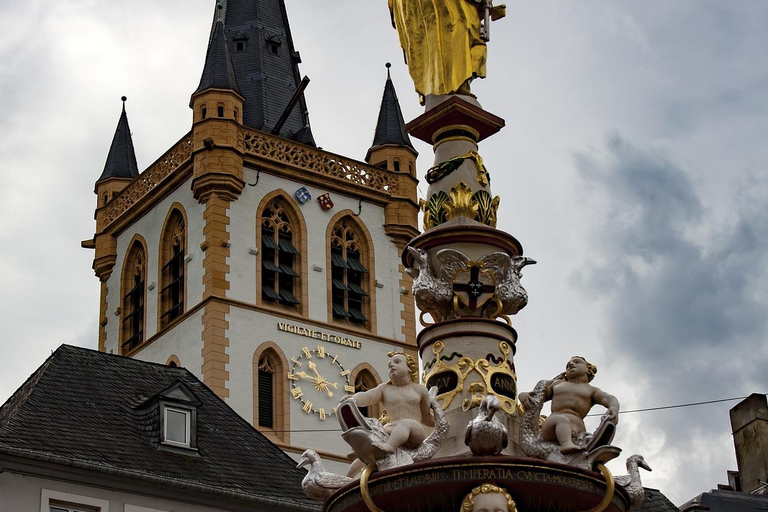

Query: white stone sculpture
[297,449,352,501]
[615,454,652,510]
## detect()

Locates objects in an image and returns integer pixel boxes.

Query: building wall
[104,178,205,355]
[0,470,291,512]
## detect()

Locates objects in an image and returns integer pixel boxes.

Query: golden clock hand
[307,361,322,379]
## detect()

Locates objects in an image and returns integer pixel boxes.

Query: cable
[265,394,761,433]
[586,395,753,417]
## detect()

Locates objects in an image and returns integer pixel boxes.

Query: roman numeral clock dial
[288,346,353,419]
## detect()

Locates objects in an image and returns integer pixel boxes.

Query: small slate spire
[369,63,414,154]
[194,19,241,95]
[97,97,139,182]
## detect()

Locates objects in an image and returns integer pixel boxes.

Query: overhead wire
[266,394,760,432]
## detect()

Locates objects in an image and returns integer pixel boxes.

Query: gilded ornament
[444,182,478,221]
[423,341,475,411]
[425,150,490,186]
[421,191,450,231]
[387,0,506,98]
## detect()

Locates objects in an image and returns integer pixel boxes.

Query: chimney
[730,393,768,493]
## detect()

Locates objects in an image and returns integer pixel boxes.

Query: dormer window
[163,406,191,447]
[236,41,245,52]
[156,382,199,452]
[266,34,282,55]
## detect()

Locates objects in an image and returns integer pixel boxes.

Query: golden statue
[388,0,506,98]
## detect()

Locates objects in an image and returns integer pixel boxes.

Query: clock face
[289,346,354,420]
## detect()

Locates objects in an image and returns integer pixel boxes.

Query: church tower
[83,0,418,472]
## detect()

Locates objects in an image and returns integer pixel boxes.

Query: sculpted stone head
[460,484,517,512]
[387,351,418,383]
[565,356,597,382]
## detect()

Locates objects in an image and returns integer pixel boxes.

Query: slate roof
[97,99,139,182]
[684,489,768,511]
[200,0,315,146]
[0,345,319,511]
[194,20,241,96]
[636,488,678,512]
[367,64,414,160]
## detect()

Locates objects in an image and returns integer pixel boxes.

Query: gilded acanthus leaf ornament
[421,182,500,230]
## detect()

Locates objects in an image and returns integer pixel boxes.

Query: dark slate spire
[194,18,241,95]
[98,97,139,182]
[369,63,414,154]
[199,0,315,146]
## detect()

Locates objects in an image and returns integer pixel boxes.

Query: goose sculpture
[297,449,352,501]
[614,454,652,510]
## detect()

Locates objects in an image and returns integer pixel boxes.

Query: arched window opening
[121,241,146,353]
[217,103,224,117]
[331,219,369,325]
[159,210,186,329]
[201,105,207,119]
[257,352,277,429]
[261,199,300,307]
[354,370,378,418]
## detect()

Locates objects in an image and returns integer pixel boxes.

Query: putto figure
[350,352,434,453]
[519,356,619,454]
[388,0,506,99]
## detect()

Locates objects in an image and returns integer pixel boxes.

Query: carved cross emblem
[452,262,495,311]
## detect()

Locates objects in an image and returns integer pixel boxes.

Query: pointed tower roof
[368,63,415,158]
[193,18,241,95]
[195,0,315,146]
[97,97,139,182]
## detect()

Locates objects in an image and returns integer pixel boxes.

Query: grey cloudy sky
[1,0,766,505]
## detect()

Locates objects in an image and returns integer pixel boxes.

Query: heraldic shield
[452,262,496,312]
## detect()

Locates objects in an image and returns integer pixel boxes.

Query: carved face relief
[472,492,509,512]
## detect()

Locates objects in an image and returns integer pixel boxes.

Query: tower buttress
[88,96,140,351]
[367,64,420,248]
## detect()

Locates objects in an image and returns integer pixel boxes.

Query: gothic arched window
[330,218,370,325]
[253,343,289,444]
[260,199,300,308]
[159,208,186,329]
[121,239,146,353]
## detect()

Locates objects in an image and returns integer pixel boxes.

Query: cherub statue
[460,484,518,512]
[339,352,447,475]
[520,356,619,453]
[349,352,434,452]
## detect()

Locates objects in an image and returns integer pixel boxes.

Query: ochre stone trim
[157,203,188,331]
[325,210,378,336]
[238,128,399,195]
[350,362,383,419]
[201,300,230,399]
[119,234,148,355]
[253,341,290,445]
[100,133,193,228]
[255,189,309,317]
[202,196,231,299]
[98,279,109,352]
[165,354,181,367]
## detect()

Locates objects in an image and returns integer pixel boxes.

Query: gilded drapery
[389,0,487,97]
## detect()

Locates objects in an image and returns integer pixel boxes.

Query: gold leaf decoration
[422,191,450,230]
[444,182,478,221]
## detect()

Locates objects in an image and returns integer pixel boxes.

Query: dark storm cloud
[573,134,768,425]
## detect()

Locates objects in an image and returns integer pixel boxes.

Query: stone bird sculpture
[407,246,454,321]
[614,454,652,511]
[465,395,508,456]
[478,253,536,317]
[297,449,352,501]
